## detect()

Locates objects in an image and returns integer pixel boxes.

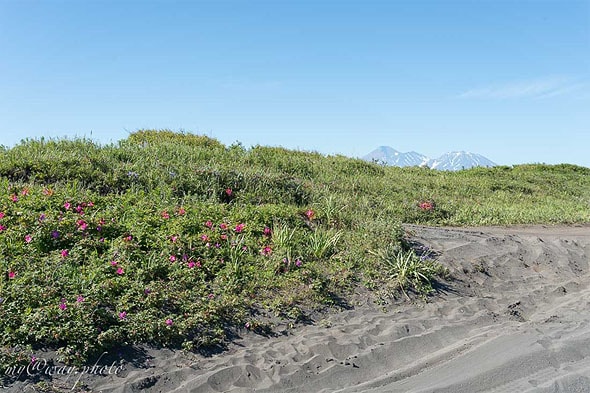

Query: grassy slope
[0,130,589,368]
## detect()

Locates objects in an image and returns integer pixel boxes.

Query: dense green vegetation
[1,130,589,370]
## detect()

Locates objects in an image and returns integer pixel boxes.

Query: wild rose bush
[0,181,335,367]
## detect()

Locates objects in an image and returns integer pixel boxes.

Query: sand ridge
[6,224,590,392]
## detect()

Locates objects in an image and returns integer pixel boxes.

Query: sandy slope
[6,225,590,392]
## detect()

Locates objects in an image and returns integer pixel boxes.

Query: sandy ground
[5,224,590,392]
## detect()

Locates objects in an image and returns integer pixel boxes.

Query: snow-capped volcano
[362,147,496,171]
[363,146,428,167]
[425,151,496,171]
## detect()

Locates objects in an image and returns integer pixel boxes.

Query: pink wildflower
[60,249,69,258]
[110,260,118,266]
[161,211,170,219]
[21,188,30,196]
[263,227,272,237]
[169,255,177,262]
[77,219,88,231]
[0,225,6,232]
[116,267,124,275]
[205,220,213,228]
[261,246,272,256]
[220,223,228,230]
[177,207,186,215]
[76,295,85,303]
[64,202,71,210]
[305,209,315,220]
[225,188,233,196]
[187,261,195,269]
[170,235,179,243]
[8,271,16,279]
[0,212,4,219]
[59,299,67,310]
[234,223,245,233]
[119,311,127,319]
[24,234,32,243]
[165,318,174,326]
[200,234,208,241]
[419,201,434,211]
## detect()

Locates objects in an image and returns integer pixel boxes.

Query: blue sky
[1,0,589,166]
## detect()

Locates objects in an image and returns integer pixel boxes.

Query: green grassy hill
[1,130,589,368]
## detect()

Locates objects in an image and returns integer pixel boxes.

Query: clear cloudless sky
[0,0,589,166]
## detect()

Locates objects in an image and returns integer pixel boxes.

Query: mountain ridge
[363,146,496,171]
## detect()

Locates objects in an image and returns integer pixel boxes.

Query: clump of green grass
[370,245,448,298]
[0,130,588,374]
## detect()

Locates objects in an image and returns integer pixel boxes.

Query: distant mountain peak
[363,147,496,171]
[427,151,496,171]
[363,147,427,167]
